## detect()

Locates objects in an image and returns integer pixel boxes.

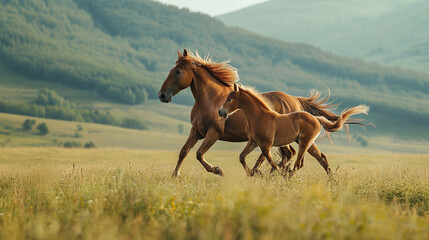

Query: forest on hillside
[1,0,429,138]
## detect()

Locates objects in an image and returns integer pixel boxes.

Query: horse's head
[158,49,194,103]
[219,84,241,118]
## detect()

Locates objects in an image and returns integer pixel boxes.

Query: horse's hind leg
[271,145,296,173]
[239,140,258,176]
[290,140,313,178]
[308,143,331,175]
[260,145,282,174]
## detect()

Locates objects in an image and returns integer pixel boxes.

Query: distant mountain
[218,0,429,73]
[0,0,429,140]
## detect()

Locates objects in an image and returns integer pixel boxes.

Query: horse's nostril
[159,93,166,100]
[219,109,223,117]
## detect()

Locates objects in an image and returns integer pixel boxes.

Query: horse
[159,49,349,177]
[219,84,369,177]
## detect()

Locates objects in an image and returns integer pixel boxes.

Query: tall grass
[0,148,428,239]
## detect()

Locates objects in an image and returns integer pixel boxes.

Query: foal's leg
[239,140,258,176]
[307,143,331,175]
[260,145,282,174]
[253,146,295,175]
[172,127,201,177]
[251,153,266,176]
[290,141,313,178]
[270,145,296,173]
[196,128,224,176]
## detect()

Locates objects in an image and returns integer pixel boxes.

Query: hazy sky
[154,0,268,16]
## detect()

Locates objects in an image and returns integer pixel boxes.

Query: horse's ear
[233,83,238,92]
[177,50,183,59]
[183,49,188,57]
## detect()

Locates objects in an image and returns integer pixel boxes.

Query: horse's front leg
[196,128,223,176]
[251,153,265,176]
[254,145,295,175]
[239,140,258,176]
[172,127,201,177]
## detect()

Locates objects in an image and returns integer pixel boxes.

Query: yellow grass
[0,148,428,239]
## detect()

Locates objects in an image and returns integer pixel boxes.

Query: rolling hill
[218,0,429,73]
[0,0,429,149]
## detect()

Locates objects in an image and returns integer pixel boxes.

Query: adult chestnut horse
[219,85,369,177]
[159,49,343,177]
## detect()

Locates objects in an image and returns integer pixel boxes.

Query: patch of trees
[22,119,36,131]
[37,122,49,135]
[22,118,49,135]
[34,88,72,107]
[0,99,116,124]
[1,89,148,130]
[63,141,96,148]
[121,118,148,130]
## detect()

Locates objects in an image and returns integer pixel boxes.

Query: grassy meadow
[0,148,428,239]
[1,0,429,239]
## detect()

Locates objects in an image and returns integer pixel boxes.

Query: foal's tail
[316,105,369,132]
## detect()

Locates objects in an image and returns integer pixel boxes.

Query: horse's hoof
[286,169,295,179]
[251,169,262,177]
[172,171,180,178]
[213,167,224,176]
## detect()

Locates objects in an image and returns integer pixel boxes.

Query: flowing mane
[239,86,273,111]
[178,50,239,87]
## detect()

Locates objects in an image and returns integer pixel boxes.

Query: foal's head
[219,84,241,118]
[158,49,194,103]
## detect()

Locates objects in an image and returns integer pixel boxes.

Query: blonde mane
[239,86,274,111]
[178,50,239,87]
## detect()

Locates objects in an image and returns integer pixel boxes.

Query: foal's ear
[183,49,188,57]
[233,83,238,92]
[177,50,183,58]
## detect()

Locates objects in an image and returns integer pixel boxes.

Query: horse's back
[260,91,303,114]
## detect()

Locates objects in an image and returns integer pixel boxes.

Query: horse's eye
[226,98,231,102]
[176,69,181,75]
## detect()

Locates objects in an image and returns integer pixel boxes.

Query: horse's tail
[316,105,369,132]
[297,90,367,125]
[297,90,339,121]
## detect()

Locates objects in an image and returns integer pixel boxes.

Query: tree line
[0,88,148,130]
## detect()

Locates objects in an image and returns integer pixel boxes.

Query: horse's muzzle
[219,109,228,119]
[158,91,172,103]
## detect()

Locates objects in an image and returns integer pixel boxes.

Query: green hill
[0,0,429,145]
[218,0,429,73]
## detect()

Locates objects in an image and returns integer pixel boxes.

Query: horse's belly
[273,137,295,147]
[273,130,297,146]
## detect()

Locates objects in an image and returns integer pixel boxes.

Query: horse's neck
[240,92,271,126]
[190,67,231,109]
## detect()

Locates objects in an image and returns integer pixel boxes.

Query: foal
[219,85,369,177]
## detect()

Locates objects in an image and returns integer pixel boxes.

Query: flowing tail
[297,90,365,125]
[316,105,370,133]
